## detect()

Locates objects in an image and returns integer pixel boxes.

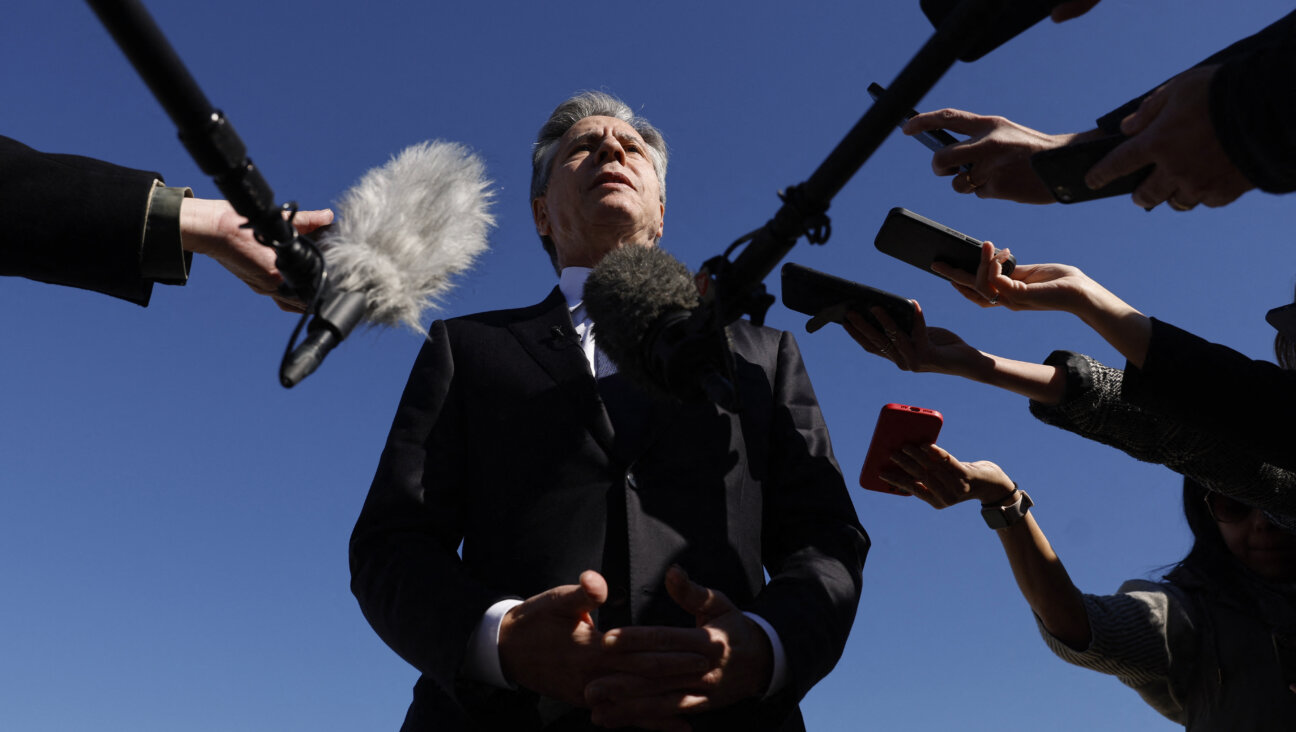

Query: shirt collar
[558,266,592,312]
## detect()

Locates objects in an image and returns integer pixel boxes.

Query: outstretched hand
[843,300,984,379]
[585,566,773,730]
[497,570,713,727]
[933,241,1095,316]
[880,443,1017,509]
[935,241,1151,367]
[497,570,611,706]
[902,109,1082,204]
[1085,65,1254,211]
[179,197,334,312]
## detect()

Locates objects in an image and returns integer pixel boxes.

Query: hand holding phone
[868,82,971,174]
[1030,134,1155,204]
[781,262,916,336]
[860,403,944,494]
[874,208,1015,281]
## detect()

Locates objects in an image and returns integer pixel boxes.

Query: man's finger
[1084,135,1152,191]
[578,570,609,606]
[604,624,713,654]
[930,143,977,177]
[290,208,335,233]
[904,108,991,136]
[1130,169,1177,210]
[590,691,710,729]
[586,671,709,704]
[600,650,712,678]
[1120,85,1169,138]
[539,571,608,619]
[664,566,734,619]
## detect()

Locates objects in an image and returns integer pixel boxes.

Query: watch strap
[981,488,1033,529]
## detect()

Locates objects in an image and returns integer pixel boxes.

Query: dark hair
[1275,282,1296,369]
[1172,477,1237,582]
[1172,288,1296,582]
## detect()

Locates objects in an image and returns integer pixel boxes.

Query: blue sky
[2,2,1293,730]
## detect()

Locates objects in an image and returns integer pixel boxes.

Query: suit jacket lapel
[509,287,616,455]
[506,286,688,465]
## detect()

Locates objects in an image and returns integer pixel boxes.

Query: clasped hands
[498,566,773,731]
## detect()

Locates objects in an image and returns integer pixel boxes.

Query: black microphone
[921,0,1067,61]
[584,245,740,410]
[280,141,495,387]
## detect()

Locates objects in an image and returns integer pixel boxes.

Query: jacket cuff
[141,183,193,284]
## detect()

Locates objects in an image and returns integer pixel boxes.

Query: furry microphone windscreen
[583,244,699,390]
[319,141,495,332]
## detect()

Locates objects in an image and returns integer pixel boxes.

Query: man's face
[533,115,665,269]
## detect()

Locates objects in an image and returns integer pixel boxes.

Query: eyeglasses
[1203,491,1259,524]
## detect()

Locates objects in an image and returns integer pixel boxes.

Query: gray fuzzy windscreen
[584,244,699,388]
[318,141,495,333]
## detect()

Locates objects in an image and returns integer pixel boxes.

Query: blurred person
[349,91,868,732]
[0,134,332,310]
[903,8,1296,211]
[878,442,1296,727]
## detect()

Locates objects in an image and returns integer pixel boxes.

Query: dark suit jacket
[1096,9,1296,193]
[1,134,161,304]
[350,286,869,731]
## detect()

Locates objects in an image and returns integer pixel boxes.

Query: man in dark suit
[0,134,330,309]
[349,92,869,731]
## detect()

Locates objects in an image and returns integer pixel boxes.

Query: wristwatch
[981,487,1033,529]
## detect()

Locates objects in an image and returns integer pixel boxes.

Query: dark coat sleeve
[1028,350,1296,530]
[1208,12,1296,193]
[348,319,505,692]
[1095,10,1296,192]
[0,134,160,304]
[744,329,870,703]
[1120,318,1296,473]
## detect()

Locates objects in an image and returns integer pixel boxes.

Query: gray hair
[530,91,668,269]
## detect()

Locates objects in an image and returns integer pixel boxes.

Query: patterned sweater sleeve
[1027,350,1296,531]
[1037,580,1196,724]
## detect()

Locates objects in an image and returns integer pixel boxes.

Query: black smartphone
[920,0,1054,62]
[873,207,1015,280]
[1029,134,1155,204]
[781,262,916,336]
[867,82,970,174]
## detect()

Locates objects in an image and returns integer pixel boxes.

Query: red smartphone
[859,403,944,495]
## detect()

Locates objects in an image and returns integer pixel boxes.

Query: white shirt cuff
[743,611,788,698]
[461,599,523,688]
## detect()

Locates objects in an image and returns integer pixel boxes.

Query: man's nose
[596,135,626,164]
